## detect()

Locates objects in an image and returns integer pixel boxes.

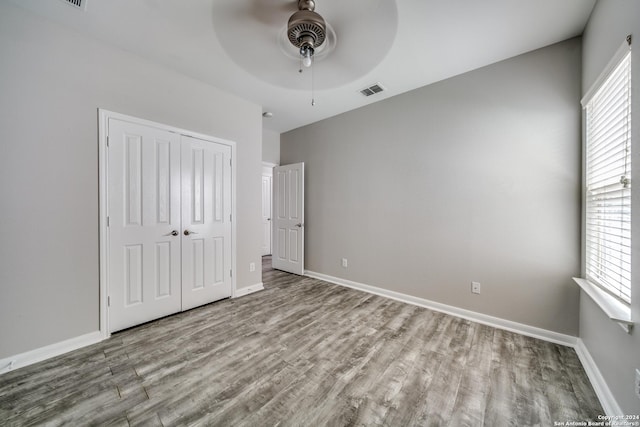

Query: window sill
[573,277,633,334]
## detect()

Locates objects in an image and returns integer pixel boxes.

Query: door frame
[261,162,276,256]
[98,109,237,339]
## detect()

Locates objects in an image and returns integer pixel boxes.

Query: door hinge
[229,158,232,167]
[106,136,110,147]
[230,270,233,278]
[229,214,232,222]
[107,296,110,307]
[107,216,110,227]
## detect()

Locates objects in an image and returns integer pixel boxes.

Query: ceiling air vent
[359,83,385,97]
[59,0,87,11]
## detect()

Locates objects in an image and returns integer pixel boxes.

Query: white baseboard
[0,331,103,375]
[304,271,626,412]
[304,270,577,347]
[0,282,266,375]
[574,339,623,416]
[235,282,264,298]
[0,277,619,416]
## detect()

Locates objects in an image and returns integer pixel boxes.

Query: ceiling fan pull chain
[311,60,315,106]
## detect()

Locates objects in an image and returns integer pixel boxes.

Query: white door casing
[101,111,235,334]
[261,167,273,256]
[107,119,182,332]
[181,135,232,311]
[272,163,304,275]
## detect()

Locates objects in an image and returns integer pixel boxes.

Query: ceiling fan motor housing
[288,0,326,54]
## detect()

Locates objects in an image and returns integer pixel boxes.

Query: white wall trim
[573,278,633,333]
[234,282,264,298]
[98,109,110,340]
[0,331,103,376]
[304,270,577,347]
[261,164,274,256]
[574,339,623,416]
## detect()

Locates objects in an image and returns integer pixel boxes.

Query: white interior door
[181,135,232,311]
[106,116,233,332]
[272,163,304,275]
[261,170,272,256]
[108,119,182,332]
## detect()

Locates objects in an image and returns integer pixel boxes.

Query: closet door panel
[181,135,232,310]
[108,119,181,332]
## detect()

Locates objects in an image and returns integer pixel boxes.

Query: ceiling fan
[210,0,397,93]
[286,0,326,68]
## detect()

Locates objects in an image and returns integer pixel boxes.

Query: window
[582,39,632,304]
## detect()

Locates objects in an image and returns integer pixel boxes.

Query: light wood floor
[0,256,603,426]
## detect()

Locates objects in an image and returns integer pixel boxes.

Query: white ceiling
[9,0,596,133]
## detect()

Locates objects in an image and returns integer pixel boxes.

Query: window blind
[584,47,632,304]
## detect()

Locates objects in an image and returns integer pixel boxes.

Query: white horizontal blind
[584,48,632,304]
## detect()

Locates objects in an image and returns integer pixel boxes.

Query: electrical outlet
[249,262,255,272]
[635,369,640,400]
[341,258,348,268]
[471,281,481,294]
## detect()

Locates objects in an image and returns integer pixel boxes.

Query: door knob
[184,230,198,236]
[267,218,271,221]
[295,223,303,228]
[170,230,179,236]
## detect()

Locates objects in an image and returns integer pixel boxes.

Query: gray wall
[262,129,280,165]
[581,0,640,414]
[0,3,263,359]
[282,38,582,336]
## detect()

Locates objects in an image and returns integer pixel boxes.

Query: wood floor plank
[446,324,494,427]
[0,256,604,425]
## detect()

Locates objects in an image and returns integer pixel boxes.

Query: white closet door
[181,135,232,310]
[108,119,182,332]
[272,163,304,275]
